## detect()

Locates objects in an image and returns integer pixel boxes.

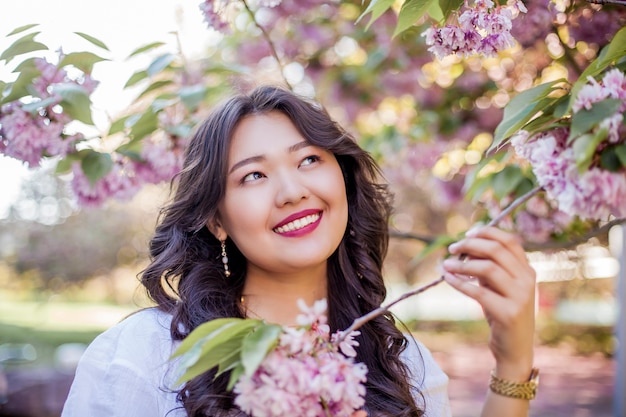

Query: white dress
[61,308,452,417]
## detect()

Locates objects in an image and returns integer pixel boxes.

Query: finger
[443,272,527,323]
[442,257,513,296]
[350,411,367,417]
[466,226,527,261]
[448,231,531,280]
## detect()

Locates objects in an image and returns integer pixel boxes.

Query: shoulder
[401,334,448,387]
[83,307,175,366]
[61,308,185,417]
[401,334,452,417]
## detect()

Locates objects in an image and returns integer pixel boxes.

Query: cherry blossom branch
[240,0,293,90]
[586,0,626,5]
[524,217,626,252]
[337,185,544,343]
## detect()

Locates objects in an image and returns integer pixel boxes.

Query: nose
[274,171,309,206]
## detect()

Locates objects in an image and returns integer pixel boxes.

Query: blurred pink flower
[422,0,525,59]
[0,103,72,167]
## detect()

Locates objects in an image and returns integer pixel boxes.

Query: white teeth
[274,213,320,233]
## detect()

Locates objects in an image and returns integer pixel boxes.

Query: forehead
[228,112,306,158]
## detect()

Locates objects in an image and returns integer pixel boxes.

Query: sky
[0,0,212,216]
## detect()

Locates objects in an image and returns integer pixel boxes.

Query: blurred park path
[432,343,613,417]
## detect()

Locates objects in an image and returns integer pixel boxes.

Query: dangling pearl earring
[221,240,230,278]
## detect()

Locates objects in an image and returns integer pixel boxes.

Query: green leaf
[600,147,623,172]
[108,115,131,135]
[127,41,166,58]
[568,26,626,111]
[410,234,457,265]
[1,66,40,104]
[227,363,245,390]
[81,151,113,185]
[137,80,173,100]
[568,99,622,142]
[438,0,463,20]
[176,320,262,385]
[129,109,159,141]
[394,0,436,38]
[74,32,110,51]
[0,32,48,63]
[147,53,176,77]
[59,51,108,73]
[172,318,244,358]
[490,80,562,151]
[572,131,607,172]
[356,0,395,28]
[52,83,94,125]
[492,165,524,200]
[615,143,626,167]
[6,24,39,36]
[124,70,149,88]
[179,85,208,111]
[215,348,244,377]
[55,157,74,174]
[21,96,58,113]
[241,324,282,376]
[12,56,38,73]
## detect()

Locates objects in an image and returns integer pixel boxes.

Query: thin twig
[337,186,544,342]
[388,231,435,244]
[524,217,626,252]
[586,0,626,5]
[240,0,293,90]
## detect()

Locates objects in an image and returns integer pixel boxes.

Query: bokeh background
[0,1,622,416]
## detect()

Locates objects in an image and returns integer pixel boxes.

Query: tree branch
[524,217,626,252]
[586,0,626,5]
[240,0,293,90]
[337,186,543,343]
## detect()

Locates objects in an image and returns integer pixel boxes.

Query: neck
[242,264,328,326]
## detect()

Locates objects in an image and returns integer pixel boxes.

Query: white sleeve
[402,335,452,417]
[61,309,184,417]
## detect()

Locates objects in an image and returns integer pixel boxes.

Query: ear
[207,217,228,242]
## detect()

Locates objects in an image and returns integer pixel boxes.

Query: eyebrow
[228,140,312,174]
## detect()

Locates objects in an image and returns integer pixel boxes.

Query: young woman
[61,86,537,417]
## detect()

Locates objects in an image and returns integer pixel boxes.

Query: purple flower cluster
[70,135,186,207]
[511,129,626,221]
[487,193,573,243]
[233,299,367,417]
[511,68,626,221]
[0,58,94,167]
[422,0,527,59]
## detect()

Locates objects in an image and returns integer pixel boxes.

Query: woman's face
[215,111,348,276]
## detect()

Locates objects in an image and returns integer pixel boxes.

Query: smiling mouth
[273,213,321,233]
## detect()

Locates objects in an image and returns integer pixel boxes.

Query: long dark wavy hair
[141,85,424,416]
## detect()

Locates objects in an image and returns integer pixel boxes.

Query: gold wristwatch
[489,368,540,400]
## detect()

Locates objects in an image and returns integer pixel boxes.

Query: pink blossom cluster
[234,299,367,417]
[573,68,626,143]
[511,128,626,221]
[486,193,573,243]
[422,0,527,59]
[70,136,186,207]
[0,103,78,166]
[0,58,96,167]
[198,1,232,32]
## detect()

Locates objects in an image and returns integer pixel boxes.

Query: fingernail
[448,242,460,251]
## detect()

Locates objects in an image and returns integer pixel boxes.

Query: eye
[300,155,321,167]
[241,171,265,183]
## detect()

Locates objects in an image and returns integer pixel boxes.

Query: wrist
[489,367,540,400]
